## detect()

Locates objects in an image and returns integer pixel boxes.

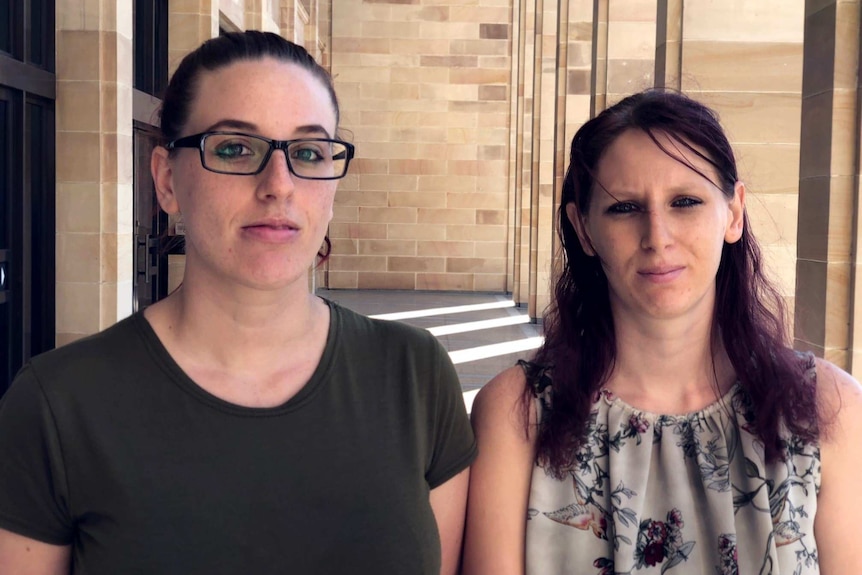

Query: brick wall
[328,0,512,291]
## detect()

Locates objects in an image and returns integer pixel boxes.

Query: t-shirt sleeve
[0,365,73,544]
[424,338,477,490]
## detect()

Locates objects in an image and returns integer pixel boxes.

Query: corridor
[317,289,544,410]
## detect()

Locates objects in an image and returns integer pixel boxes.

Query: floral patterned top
[523,356,821,575]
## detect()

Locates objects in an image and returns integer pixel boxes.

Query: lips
[244,217,300,230]
[242,218,300,242]
[638,266,684,283]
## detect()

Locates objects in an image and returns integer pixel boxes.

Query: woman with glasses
[0,31,475,574]
[462,90,862,574]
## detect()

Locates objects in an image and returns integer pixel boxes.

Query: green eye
[291,146,325,163]
[214,142,253,160]
[205,134,266,166]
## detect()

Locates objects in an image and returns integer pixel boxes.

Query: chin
[644,298,709,320]
[240,268,310,291]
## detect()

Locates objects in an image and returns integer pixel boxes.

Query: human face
[152,58,339,292]
[567,129,745,323]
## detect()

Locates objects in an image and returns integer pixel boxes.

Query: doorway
[0,87,55,392]
[133,125,170,311]
[0,0,56,393]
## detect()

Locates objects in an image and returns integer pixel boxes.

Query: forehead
[186,58,337,135]
[596,129,720,190]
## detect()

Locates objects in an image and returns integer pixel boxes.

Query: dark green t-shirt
[0,300,476,574]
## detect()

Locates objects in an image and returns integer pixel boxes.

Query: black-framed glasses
[166,131,355,180]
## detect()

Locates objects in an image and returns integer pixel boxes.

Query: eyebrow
[202,119,333,139]
[598,184,707,202]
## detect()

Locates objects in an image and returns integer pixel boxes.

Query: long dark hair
[158,30,338,261]
[530,89,818,473]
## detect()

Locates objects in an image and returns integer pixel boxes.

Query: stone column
[795,0,862,371]
[526,0,558,318]
[655,0,682,89]
[601,0,657,108]
[169,0,219,75]
[510,0,536,306]
[245,0,265,31]
[243,0,281,32]
[508,0,595,317]
[55,0,134,344]
[676,0,805,333]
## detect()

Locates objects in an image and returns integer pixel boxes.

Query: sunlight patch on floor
[448,336,544,365]
[369,300,515,321]
[427,314,531,336]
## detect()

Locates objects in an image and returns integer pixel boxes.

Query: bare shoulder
[812,357,862,486]
[810,361,862,571]
[813,357,862,442]
[471,365,535,434]
[463,365,536,575]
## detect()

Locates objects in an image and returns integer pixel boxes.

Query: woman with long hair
[463,90,862,574]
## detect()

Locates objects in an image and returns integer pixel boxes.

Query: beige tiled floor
[317,289,544,393]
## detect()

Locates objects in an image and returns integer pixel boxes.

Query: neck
[606,307,735,413]
[146,266,324,369]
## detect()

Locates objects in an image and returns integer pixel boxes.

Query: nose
[640,209,673,251]
[256,148,297,200]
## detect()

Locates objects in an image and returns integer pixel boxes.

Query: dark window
[0,88,24,391]
[0,0,52,70]
[0,0,54,393]
[134,0,168,96]
[0,98,7,250]
[0,90,55,392]
[1,1,22,59]
[28,0,54,70]
[25,96,55,355]
[0,1,12,55]
[0,95,12,392]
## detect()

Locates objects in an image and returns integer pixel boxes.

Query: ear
[724,181,745,244]
[151,146,180,215]
[565,202,596,256]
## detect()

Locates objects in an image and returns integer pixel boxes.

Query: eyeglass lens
[203,133,349,178]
